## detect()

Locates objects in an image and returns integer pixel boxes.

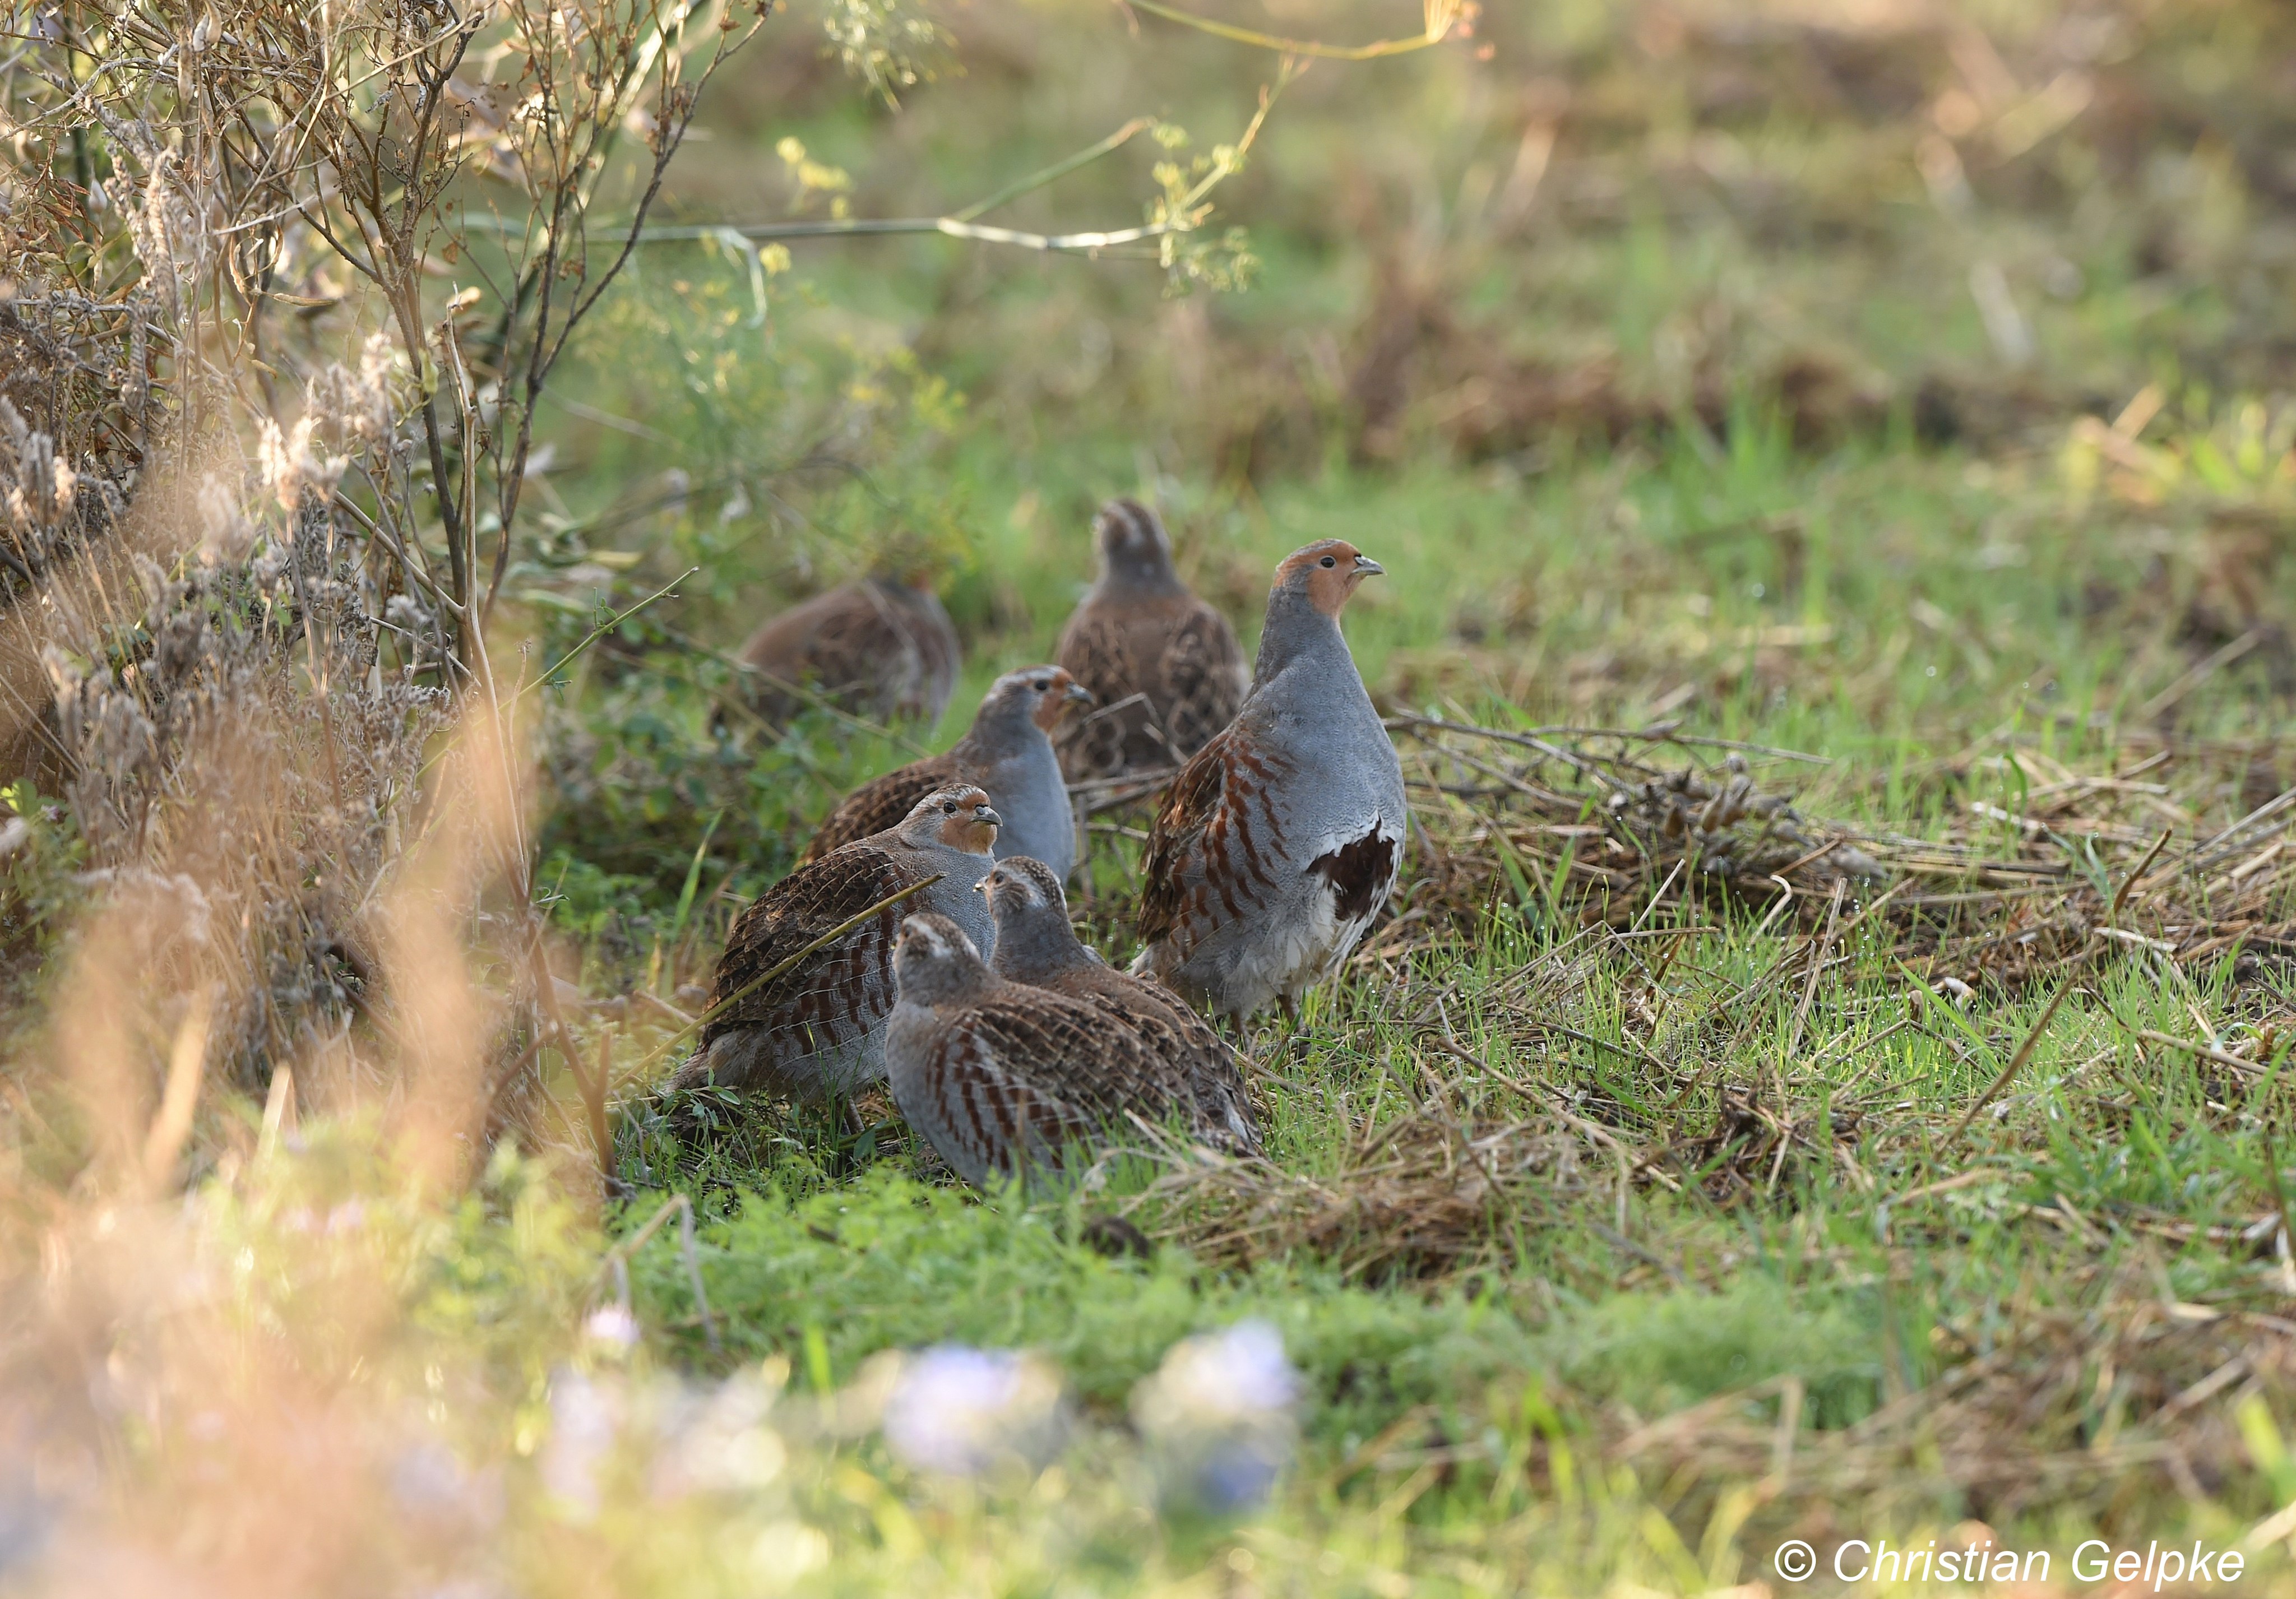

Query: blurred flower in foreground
[541,1368,622,1519]
[1130,1320,1300,1513]
[0,1451,48,1580]
[879,1346,1068,1478]
[583,1304,640,1352]
[651,1368,789,1499]
[391,1440,504,1532]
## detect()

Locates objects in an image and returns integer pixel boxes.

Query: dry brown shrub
[0,0,758,1174]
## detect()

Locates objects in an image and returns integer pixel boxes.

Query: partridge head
[1056,499,1248,781]
[895,782,1003,856]
[1095,496,1186,595]
[1254,539,1382,666]
[890,909,996,1009]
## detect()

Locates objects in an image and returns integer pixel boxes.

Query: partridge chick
[885,912,1197,1189]
[1132,540,1406,1026]
[799,666,1093,877]
[982,856,1258,1152]
[737,575,960,727]
[1056,499,1247,781]
[677,787,999,1102]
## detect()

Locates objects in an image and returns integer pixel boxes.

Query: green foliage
[202,1127,598,1391]
[814,0,950,105]
[535,251,978,609]
[0,781,87,1007]
[632,1167,1548,1446]
[1558,1281,1886,1430]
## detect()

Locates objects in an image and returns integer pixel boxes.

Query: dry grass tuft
[1126,1109,1590,1281]
[1384,715,1883,948]
[1614,1285,2296,1526]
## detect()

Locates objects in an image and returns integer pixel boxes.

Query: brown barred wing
[1134,730,1232,950]
[911,995,1192,1183]
[797,754,962,865]
[1054,605,1138,781]
[802,599,911,719]
[902,1021,1103,1185]
[739,586,898,722]
[684,845,916,1086]
[1145,995,1258,1152]
[1136,725,1293,958]
[1062,984,1258,1152]
[1156,601,1246,761]
[962,994,1189,1123]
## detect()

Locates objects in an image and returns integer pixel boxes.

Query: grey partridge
[798,666,1093,878]
[885,912,1202,1190]
[676,787,1000,1102]
[736,575,960,727]
[981,855,1258,1153]
[1055,499,1247,782]
[1131,540,1407,1026]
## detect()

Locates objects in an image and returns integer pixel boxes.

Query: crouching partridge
[1056,499,1247,781]
[799,666,1093,876]
[885,912,1201,1189]
[1132,540,1407,1026]
[980,856,1258,1153]
[675,788,1000,1102]
[736,574,960,727]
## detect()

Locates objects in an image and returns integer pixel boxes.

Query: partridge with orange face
[885,912,1200,1190]
[736,575,960,727]
[980,855,1257,1152]
[677,787,1001,1102]
[1131,540,1407,1026]
[799,666,1092,875]
[1056,499,1247,781]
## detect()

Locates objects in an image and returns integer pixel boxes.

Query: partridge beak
[1065,683,1096,706]
[1353,556,1385,577]
[971,875,992,897]
[975,805,1002,829]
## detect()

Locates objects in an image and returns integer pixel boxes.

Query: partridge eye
[1320,555,1337,568]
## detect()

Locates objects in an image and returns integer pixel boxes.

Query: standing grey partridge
[1131,540,1407,1026]
[798,666,1093,877]
[884,912,1200,1189]
[1055,499,1247,782]
[736,574,960,727]
[676,787,1001,1102]
[980,856,1258,1152]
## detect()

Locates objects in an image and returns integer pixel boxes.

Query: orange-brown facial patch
[1030,668,1092,731]
[1276,539,1381,617]
[957,821,999,856]
[936,787,1001,852]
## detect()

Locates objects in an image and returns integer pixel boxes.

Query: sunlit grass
[11,0,2296,1591]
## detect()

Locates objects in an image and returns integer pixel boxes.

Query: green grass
[428,0,2296,1587]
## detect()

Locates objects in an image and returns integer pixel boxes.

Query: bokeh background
[529,0,2296,905]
